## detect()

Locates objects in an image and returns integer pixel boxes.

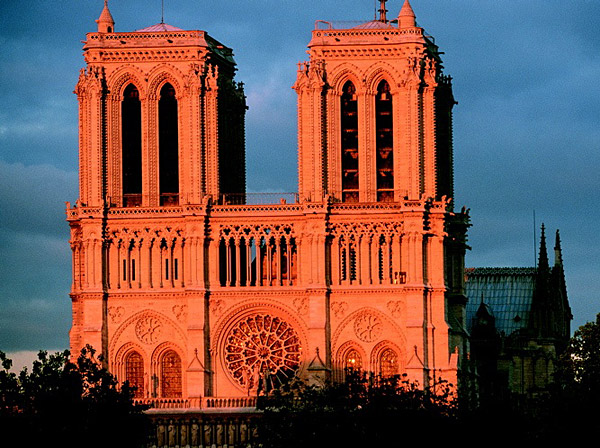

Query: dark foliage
[532,313,600,442]
[256,371,459,447]
[466,313,600,444]
[0,346,149,448]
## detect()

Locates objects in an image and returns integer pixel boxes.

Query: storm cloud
[1,0,599,357]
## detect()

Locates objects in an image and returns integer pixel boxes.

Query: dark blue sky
[1,0,599,354]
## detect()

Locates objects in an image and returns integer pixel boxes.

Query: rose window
[224,313,302,389]
[354,312,383,343]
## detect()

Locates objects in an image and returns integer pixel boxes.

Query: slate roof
[465,267,537,337]
[352,20,395,30]
[134,23,185,32]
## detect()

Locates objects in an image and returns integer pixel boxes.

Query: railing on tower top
[312,20,433,43]
[217,192,299,206]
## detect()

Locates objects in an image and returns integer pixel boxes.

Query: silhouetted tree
[533,313,600,442]
[0,346,149,447]
[256,371,458,447]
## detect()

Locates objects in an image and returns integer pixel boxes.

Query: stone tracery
[218,224,298,287]
[329,221,404,286]
[223,313,302,389]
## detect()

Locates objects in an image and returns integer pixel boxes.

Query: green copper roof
[465,267,537,336]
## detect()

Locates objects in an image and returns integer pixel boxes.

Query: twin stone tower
[67,1,470,406]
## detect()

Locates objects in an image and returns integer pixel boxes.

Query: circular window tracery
[354,312,383,342]
[224,313,302,389]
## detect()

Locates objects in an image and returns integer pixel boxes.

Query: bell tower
[74,1,246,209]
[294,0,455,203]
[293,0,470,386]
[68,1,246,399]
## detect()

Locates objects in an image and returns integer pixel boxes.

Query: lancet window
[379,348,399,377]
[344,349,362,371]
[330,224,402,286]
[109,230,184,291]
[375,80,394,202]
[219,231,297,288]
[160,350,182,398]
[341,81,359,202]
[125,351,145,398]
[339,238,357,283]
[121,84,142,207]
[158,83,179,206]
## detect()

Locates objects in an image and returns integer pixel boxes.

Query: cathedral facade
[67,0,470,407]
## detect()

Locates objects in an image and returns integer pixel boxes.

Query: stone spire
[538,223,549,273]
[398,0,417,28]
[554,229,563,267]
[96,0,115,34]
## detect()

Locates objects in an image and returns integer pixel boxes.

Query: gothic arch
[329,63,365,94]
[151,341,185,398]
[113,341,147,378]
[113,342,148,397]
[108,65,147,99]
[365,63,402,94]
[336,340,367,368]
[151,340,185,369]
[332,307,407,352]
[109,309,187,360]
[370,340,405,377]
[211,299,309,346]
[147,64,185,98]
[334,340,367,381]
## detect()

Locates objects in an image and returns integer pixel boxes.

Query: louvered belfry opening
[341,81,359,202]
[159,83,179,206]
[376,80,394,202]
[121,84,142,207]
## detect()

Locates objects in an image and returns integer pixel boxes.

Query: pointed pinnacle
[538,223,549,271]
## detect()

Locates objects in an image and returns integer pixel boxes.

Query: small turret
[96,0,115,34]
[398,0,417,28]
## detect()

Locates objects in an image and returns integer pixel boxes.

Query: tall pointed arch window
[124,350,144,398]
[376,80,394,202]
[160,350,182,398]
[344,348,362,371]
[379,348,399,377]
[159,83,179,206]
[122,84,142,207]
[341,81,359,202]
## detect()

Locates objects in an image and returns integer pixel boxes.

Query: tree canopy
[534,313,600,441]
[0,346,149,448]
[256,371,459,447]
